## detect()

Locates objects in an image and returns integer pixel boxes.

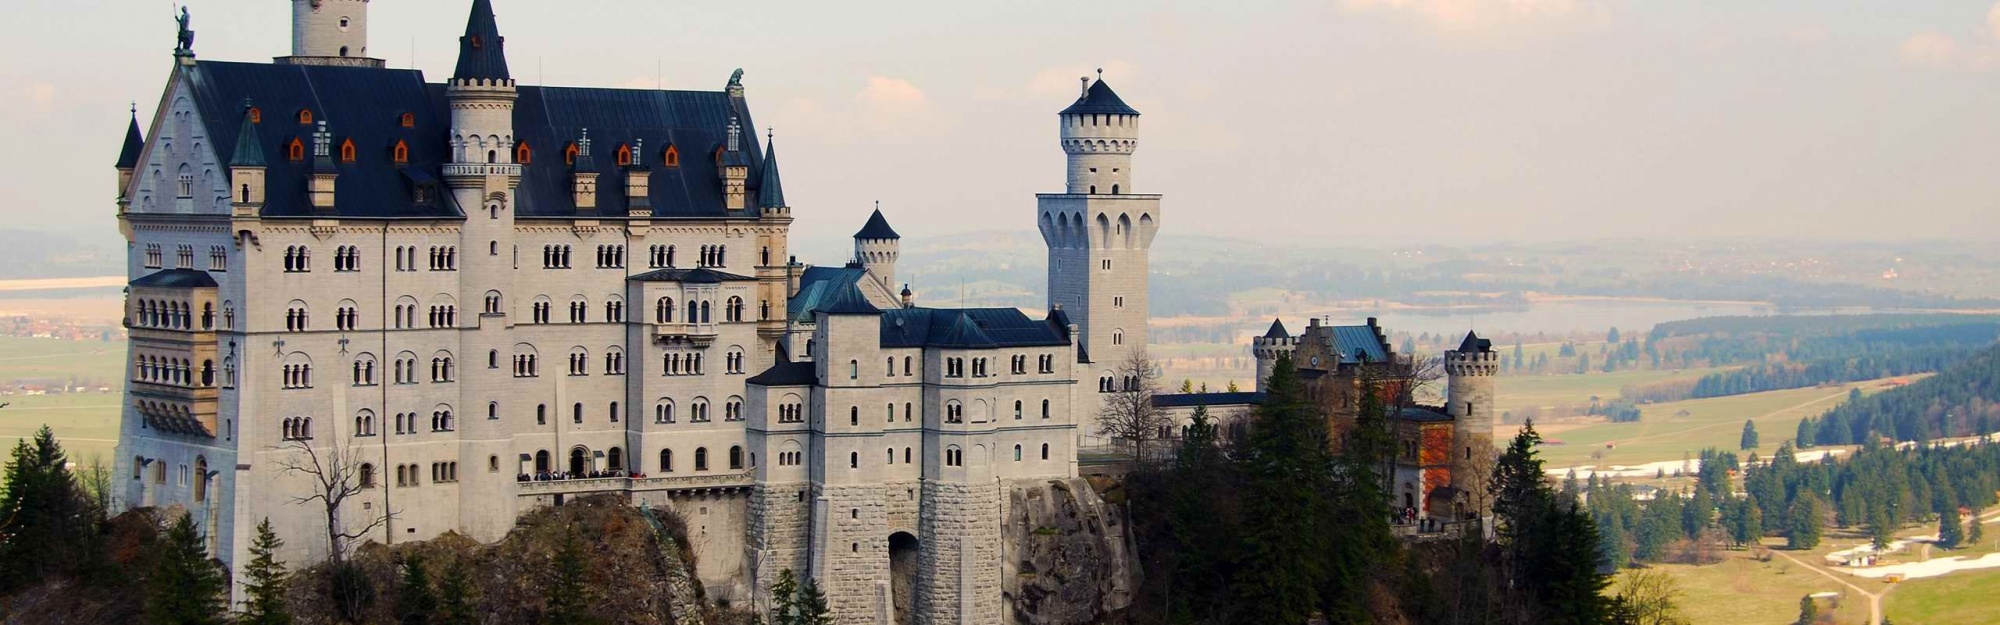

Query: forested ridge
[1804,343,2000,445]
[1617,316,2000,404]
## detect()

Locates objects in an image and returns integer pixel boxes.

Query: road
[1768,546,1889,625]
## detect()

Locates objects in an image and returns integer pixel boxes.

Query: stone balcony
[652,322,719,348]
[515,470,755,499]
[443,163,522,179]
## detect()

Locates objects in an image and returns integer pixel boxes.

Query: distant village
[0,315,124,396]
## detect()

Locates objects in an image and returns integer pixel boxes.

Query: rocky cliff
[1001,478,1137,625]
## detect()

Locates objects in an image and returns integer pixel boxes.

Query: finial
[579,128,591,157]
[1097,67,1104,79]
[875,200,881,211]
[633,137,644,166]
[131,101,138,116]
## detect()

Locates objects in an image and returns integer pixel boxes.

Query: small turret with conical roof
[1252,318,1297,392]
[452,0,510,83]
[1060,70,1140,196]
[758,130,787,214]
[854,205,900,292]
[116,106,144,202]
[228,100,266,215]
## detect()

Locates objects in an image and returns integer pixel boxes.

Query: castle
[111,2,1483,622]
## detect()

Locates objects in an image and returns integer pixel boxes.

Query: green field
[1494,366,1733,415]
[1642,550,1869,625]
[1528,379,1897,469]
[0,336,126,470]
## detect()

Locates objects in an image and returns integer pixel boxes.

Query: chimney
[625,137,651,218]
[572,129,598,215]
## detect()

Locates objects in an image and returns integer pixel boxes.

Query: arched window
[1014,400,1023,420]
[663,144,680,167]
[248,107,262,124]
[1042,399,1051,419]
[393,140,409,164]
[360,463,376,487]
[694,447,709,471]
[400,112,415,128]
[1041,443,1050,460]
[339,139,357,163]
[659,448,673,473]
[298,109,313,124]
[1014,445,1023,461]
[849,452,859,469]
[287,138,305,162]
[537,404,547,425]
[515,141,532,165]
[572,402,584,424]
[729,446,744,470]
[564,143,579,165]
[615,144,633,167]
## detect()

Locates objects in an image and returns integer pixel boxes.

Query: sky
[4,0,2000,246]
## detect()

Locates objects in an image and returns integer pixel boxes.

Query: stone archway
[889,531,920,625]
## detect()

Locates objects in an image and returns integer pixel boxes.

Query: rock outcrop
[1001,478,1136,625]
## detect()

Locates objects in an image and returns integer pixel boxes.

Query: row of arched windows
[281,363,313,388]
[131,299,214,331]
[332,246,362,272]
[134,355,213,388]
[280,416,312,440]
[698,245,727,267]
[542,245,573,269]
[595,245,625,269]
[282,246,311,272]
[428,246,458,271]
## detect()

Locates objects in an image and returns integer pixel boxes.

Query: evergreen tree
[1796,418,1815,449]
[0,426,97,592]
[1938,506,1965,549]
[1971,506,1986,546]
[1741,420,1760,450]
[1787,493,1823,550]
[145,514,227,625]
[1607,327,1621,344]
[544,526,595,625]
[1491,422,1614,624]
[796,578,832,625]
[399,553,438,625]
[1795,596,1818,625]
[768,569,800,625]
[1233,354,1335,624]
[437,560,477,625]
[240,518,293,625]
[1163,404,1239,621]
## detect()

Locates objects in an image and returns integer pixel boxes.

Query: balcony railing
[515,470,754,497]
[443,163,522,178]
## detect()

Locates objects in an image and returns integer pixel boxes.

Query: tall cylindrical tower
[1251,318,1295,393]
[291,0,370,60]
[1060,75,1139,196]
[1446,332,1499,495]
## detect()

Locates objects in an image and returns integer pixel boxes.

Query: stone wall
[747,482,811,614]
[916,481,1002,625]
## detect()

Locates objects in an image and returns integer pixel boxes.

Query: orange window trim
[393,141,409,164]
[299,109,313,124]
[564,144,579,165]
[287,139,306,162]
[516,142,532,165]
[616,145,633,167]
[664,145,680,167]
[400,113,415,128]
[248,108,262,124]
[339,139,357,163]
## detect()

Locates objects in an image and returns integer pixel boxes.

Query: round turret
[291,0,370,60]
[1446,332,1499,498]
[1251,319,1297,392]
[854,208,900,291]
[1060,74,1140,195]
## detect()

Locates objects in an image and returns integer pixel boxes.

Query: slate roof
[628,267,755,283]
[229,103,266,167]
[1329,324,1391,365]
[855,209,899,240]
[818,281,883,315]
[130,269,219,289]
[117,112,144,169]
[1396,406,1454,423]
[757,135,786,209]
[1262,318,1290,339]
[788,265,869,319]
[746,359,816,387]
[452,0,510,82]
[181,65,768,219]
[878,308,1070,349]
[1152,392,1266,409]
[1457,331,1493,354]
[1060,79,1140,116]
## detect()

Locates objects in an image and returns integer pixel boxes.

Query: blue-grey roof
[629,267,755,283]
[1060,79,1140,116]
[855,209,899,240]
[818,281,883,315]
[1330,324,1391,365]
[746,359,816,387]
[1397,407,1454,423]
[229,103,265,167]
[1152,392,1266,409]
[1457,331,1492,354]
[184,59,772,220]
[789,265,869,319]
[1262,318,1289,339]
[117,113,144,169]
[452,0,510,82]
[878,307,1070,349]
[757,135,786,209]
[130,269,219,289]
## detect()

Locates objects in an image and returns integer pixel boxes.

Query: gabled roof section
[746,359,817,387]
[229,102,266,167]
[452,0,511,82]
[878,308,1071,349]
[818,282,883,315]
[629,267,755,283]
[1262,318,1290,339]
[130,269,219,289]
[1152,392,1266,409]
[512,85,762,218]
[1457,331,1493,354]
[1330,324,1391,365]
[117,111,145,169]
[789,265,868,319]
[1060,78,1140,116]
[757,134,786,209]
[855,209,900,240]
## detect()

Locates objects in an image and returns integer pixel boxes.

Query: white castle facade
[111,2,1157,623]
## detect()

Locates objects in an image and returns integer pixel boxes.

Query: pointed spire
[758,130,786,209]
[452,0,511,82]
[229,99,265,168]
[1061,73,1140,116]
[1262,318,1290,340]
[116,103,145,169]
[855,206,900,241]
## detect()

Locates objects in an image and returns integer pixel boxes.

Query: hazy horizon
[7,0,2000,245]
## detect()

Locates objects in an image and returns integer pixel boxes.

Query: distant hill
[1809,343,2000,444]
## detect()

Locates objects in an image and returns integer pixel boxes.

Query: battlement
[1443,349,1499,376]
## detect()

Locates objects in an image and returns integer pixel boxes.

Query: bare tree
[1614,568,1691,625]
[1096,349,1171,467]
[271,438,389,563]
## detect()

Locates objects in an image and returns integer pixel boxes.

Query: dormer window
[248,108,262,124]
[400,113,415,128]
[563,143,578,165]
[615,144,632,167]
[392,140,409,164]
[470,35,482,49]
[515,142,532,165]
[287,138,306,162]
[339,139,357,163]
[413,185,431,204]
[713,146,724,165]
[298,109,313,125]
[664,145,680,167]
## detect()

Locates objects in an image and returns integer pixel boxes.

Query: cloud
[1900,32,1960,68]
[1338,0,1589,32]
[1020,60,1140,101]
[856,76,929,114]
[25,83,55,113]
[1989,1,2000,40]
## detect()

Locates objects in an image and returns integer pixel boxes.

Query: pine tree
[437,560,477,625]
[1232,354,1334,624]
[399,553,438,625]
[1795,595,1818,625]
[1796,418,1815,449]
[1971,507,1986,546]
[544,526,595,625]
[1491,422,1614,625]
[240,518,293,625]
[1787,493,1823,550]
[796,578,832,625]
[1938,506,1964,549]
[145,514,227,625]
[769,569,799,625]
[0,426,96,593]
[1741,420,1760,450]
